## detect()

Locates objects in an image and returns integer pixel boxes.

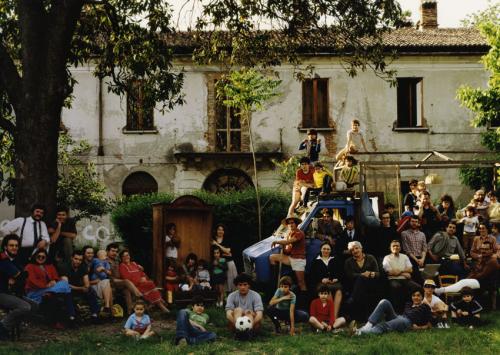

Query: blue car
[243,199,356,284]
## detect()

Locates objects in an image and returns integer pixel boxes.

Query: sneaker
[358,322,373,332]
[437,322,443,328]
[444,323,450,329]
[177,338,188,346]
[468,325,474,329]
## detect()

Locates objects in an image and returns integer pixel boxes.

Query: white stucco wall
[0,54,490,233]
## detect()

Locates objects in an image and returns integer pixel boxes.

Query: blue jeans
[265,306,309,329]
[175,309,216,345]
[363,299,412,334]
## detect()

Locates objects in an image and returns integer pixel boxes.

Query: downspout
[97,77,104,156]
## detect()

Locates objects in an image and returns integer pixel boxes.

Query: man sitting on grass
[226,273,264,333]
[266,276,308,335]
[355,288,432,335]
[175,295,216,346]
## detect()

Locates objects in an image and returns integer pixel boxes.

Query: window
[215,89,242,152]
[396,78,423,128]
[302,78,329,128]
[122,172,158,196]
[126,80,155,131]
[202,168,254,193]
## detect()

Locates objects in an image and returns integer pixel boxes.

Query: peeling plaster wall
[0,54,490,232]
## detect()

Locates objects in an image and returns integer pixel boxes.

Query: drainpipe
[97,77,104,156]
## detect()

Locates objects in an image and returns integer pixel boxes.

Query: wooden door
[152,196,213,286]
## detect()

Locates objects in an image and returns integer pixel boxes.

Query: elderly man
[428,221,469,278]
[400,215,427,284]
[0,203,50,266]
[383,240,419,312]
[225,273,264,334]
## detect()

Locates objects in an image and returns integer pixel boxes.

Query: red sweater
[24,263,59,293]
[296,167,314,183]
[309,298,335,326]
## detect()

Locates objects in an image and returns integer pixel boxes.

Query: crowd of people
[0,119,498,346]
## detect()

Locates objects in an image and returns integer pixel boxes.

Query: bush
[111,189,290,273]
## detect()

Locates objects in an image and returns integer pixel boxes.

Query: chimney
[419,0,438,30]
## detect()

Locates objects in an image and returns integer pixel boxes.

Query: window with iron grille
[126,80,155,131]
[302,78,329,128]
[122,171,158,197]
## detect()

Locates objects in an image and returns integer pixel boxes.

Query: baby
[196,260,211,290]
[91,250,111,281]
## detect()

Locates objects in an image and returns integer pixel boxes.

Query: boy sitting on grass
[265,276,309,335]
[175,295,216,346]
[123,300,155,340]
[450,287,482,329]
[309,284,347,332]
[422,279,449,328]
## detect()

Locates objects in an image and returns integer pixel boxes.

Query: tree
[0,0,184,218]
[456,20,500,191]
[217,69,281,240]
[194,0,404,79]
[1,0,404,219]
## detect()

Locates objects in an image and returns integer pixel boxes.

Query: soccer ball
[335,181,347,191]
[235,316,253,331]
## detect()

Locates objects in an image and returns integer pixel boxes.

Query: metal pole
[396,164,402,219]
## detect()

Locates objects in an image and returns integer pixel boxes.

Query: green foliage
[56,134,112,221]
[0,132,110,220]
[456,18,500,190]
[461,0,500,27]
[111,192,174,274]
[458,166,495,191]
[271,155,302,185]
[217,69,282,120]
[194,0,405,81]
[111,190,290,272]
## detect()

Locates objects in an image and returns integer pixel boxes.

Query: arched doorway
[122,171,158,196]
[202,168,254,193]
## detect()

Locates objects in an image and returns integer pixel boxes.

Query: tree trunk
[14,105,60,219]
[247,114,262,241]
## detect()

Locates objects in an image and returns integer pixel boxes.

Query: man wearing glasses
[0,235,31,340]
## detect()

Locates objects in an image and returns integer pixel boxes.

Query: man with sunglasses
[0,235,31,340]
[175,295,216,346]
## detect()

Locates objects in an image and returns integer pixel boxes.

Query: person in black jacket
[308,242,343,320]
[335,216,364,265]
[365,211,399,266]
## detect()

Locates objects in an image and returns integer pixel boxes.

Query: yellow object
[112,304,124,318]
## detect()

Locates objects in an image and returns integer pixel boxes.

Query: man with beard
[0,235,31,339]
[0,204,50,266]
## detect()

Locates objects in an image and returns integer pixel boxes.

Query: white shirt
[0,216,50,248]
[382,253,412,280]
[164,235,178,259]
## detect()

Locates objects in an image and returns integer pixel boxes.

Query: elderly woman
[119,250,169,314]
[344,241,380,319]
[211,224,238,292]
[309,242,343,320]
[24,249,75,327]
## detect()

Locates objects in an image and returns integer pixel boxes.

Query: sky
[169,0,494,29]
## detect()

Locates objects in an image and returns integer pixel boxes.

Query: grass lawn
[1,308,499,354]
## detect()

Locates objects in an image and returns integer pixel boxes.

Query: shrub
[111,189,290,273]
